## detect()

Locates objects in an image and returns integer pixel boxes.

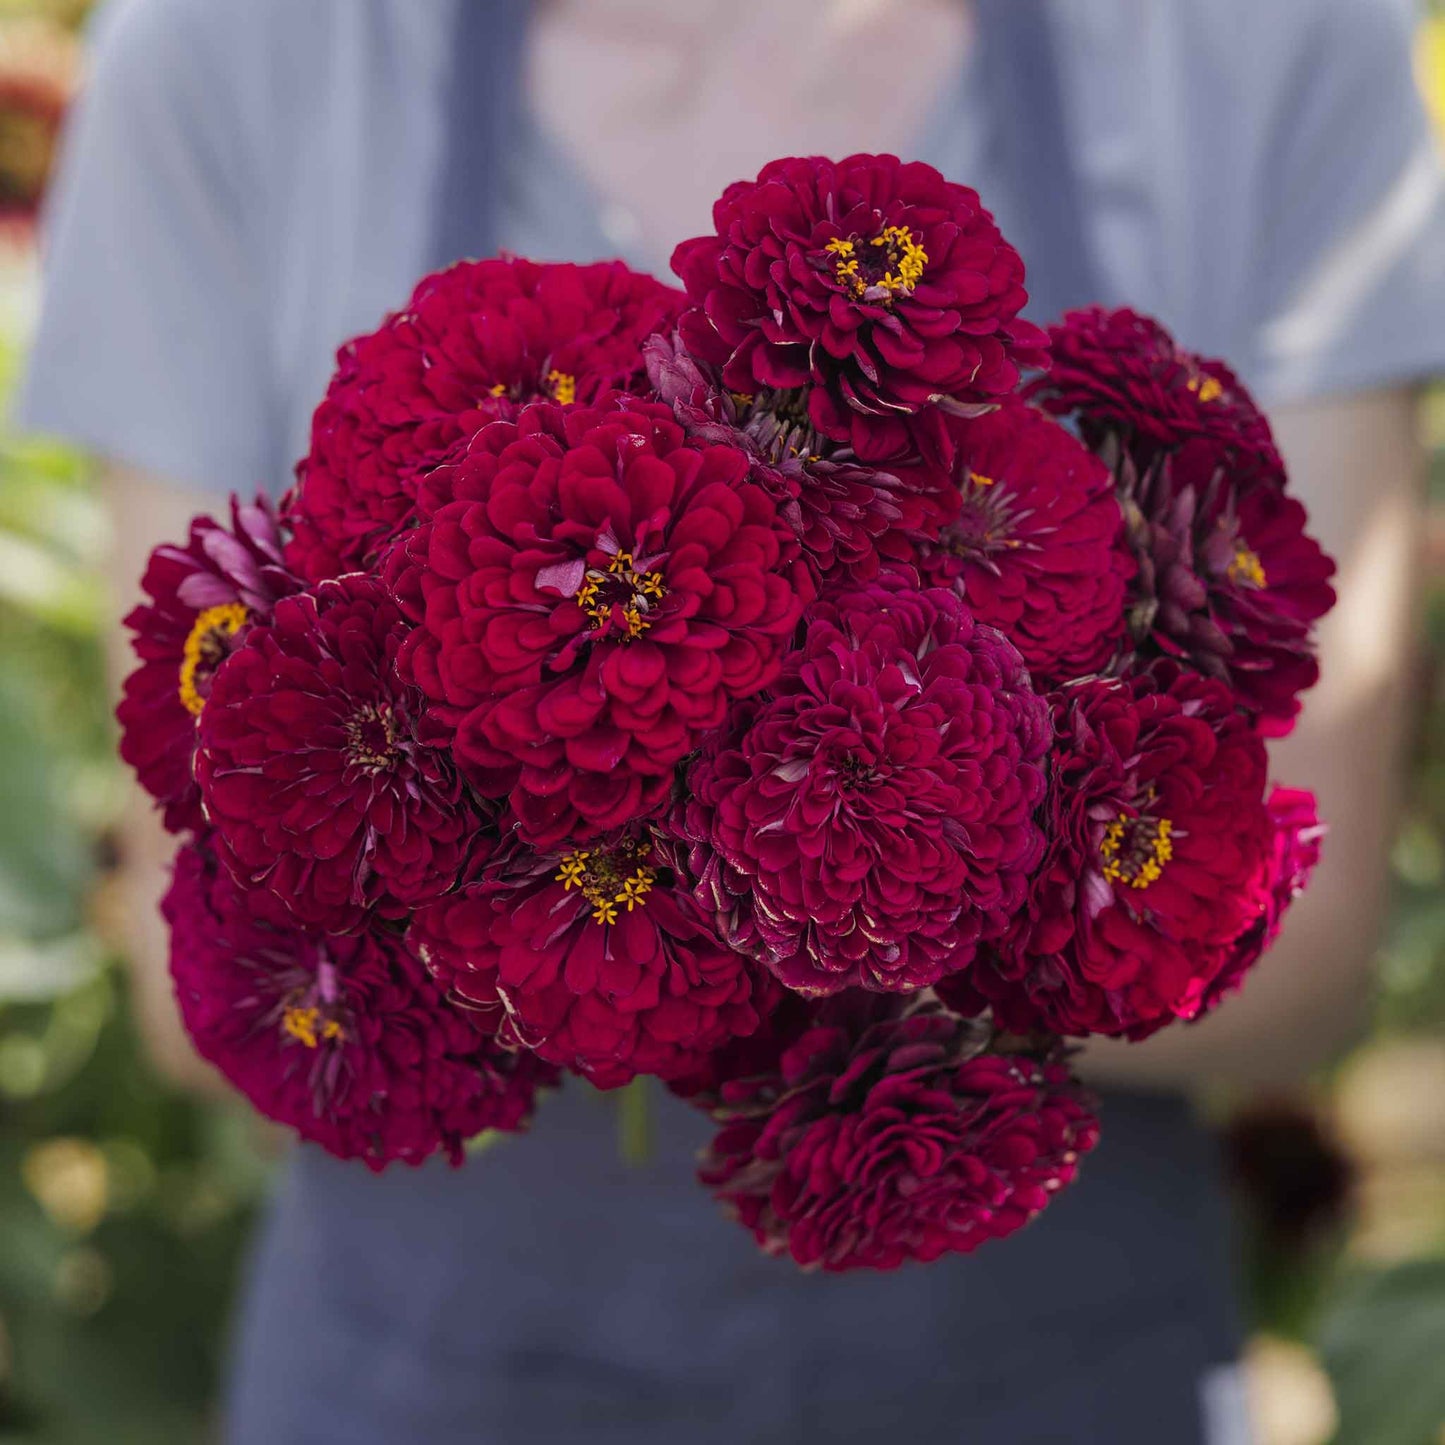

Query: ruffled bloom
[913,400,1134,688]
[408,826,766,1089]
[695,993,1099,1272]
[644,331,950,582]
[1030,306,1282,471]
[117,495,300,834]
[195,576,478,932]
[671,153,1047,463]
[1121,439,1336,735]
[165,843,555,1170]
[390,398,811,845]
[285,257,683,580]
[1198,786,1324,1013]
[683,580,1049,995]
[941,666,1274,1039]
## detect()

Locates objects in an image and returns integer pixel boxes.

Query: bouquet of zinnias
[119,155,1334,1272]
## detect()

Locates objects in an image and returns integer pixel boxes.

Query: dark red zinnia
[195,575,478,932]
[165,843,556,1170]
[695,992,1099,1272]
[1029,306,1282,472]
[408,825,766,1090]
[1198,786,1324,1014]
[942,665,1274,1039]
[389,397,812,846]
[117,495,301,834]
[912,399,1134,689]
[644,331,952,584]
[1121,439,1336,735]
[683,579,1049,996]
[671,153,1047,464]
[284,257,683,580]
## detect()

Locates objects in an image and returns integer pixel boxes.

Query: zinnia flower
[683,579,1049,995]
[408,825,766,1089]
[912,399,1134,688]
[1121,439,1336,735]
[644,331,950,583]
[671,153,1047,463]
[284,257,683,580]
[1198,786,1324,1013]
[941,666,1274,1039]
[117,495,299,834]
[195,575,478,932]
[164,843,555,1170]
[389,397,811,846]
[695,992,1099,1272]
[1029,306,1282,472]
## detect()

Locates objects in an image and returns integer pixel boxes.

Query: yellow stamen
[827,226,927,301]
[547,369,577,406]
[967,471,997,488]
[578,554,666,642]
[1100,814,1174,890]
[556,845,657,927]
[1188,375,1224,404]
[487,382,508,398]
[1227,545,1267,589]
[178,602,249,717]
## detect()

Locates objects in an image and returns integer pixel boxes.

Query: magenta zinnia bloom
[1198,786,1324,1013]
[117,495,300,834]
[941,666,1274,1039]
[196,575,478,932]
[165,844,555,1170]
[671,153,1047,463]
[1122,439,1336,735]
[684,580,1049,995]
[644,331,950,583]
[1030,306,1282,471]
[912,400,1134,688]
[284,257,683,580]
[695,993,1099,1272]
[408,826,766,1090]
[390,398,812,846]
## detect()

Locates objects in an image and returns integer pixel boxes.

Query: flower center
[941,472,1020,559]
[824,224,927,303]
[556,839,657,926]
[1227,544,1267,589]
[280,1004,346,1050]
[576,552,666,642]
[1187,373,1224,404]
[1100,813,1174,890]
[345,702,401,770]
[178,602,249,717]
[547,369,577,406]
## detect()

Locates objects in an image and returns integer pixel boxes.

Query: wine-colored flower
[1030,306,1282,472]
[913,400,1134,688]
[1121,439,1336,735]
[408,826,766,1090]
[1198,787,1324,1013]
[196,576,478,932]
[117,495,300,834]
[644,331,951,583]
[695,992,1099,1272]
[389,398,811,846]
[942,666,1274,1039]
[671,153,1047,463]
[165,843,555,1170]
[284,257,683,580]
[683,580,1049,995]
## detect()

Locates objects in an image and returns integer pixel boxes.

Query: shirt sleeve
[15,0,278,493]
[1248,0,1445,402]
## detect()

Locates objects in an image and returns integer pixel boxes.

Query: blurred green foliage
[0,300,267,1443]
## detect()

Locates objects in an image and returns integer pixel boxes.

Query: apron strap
[427,0,531,271]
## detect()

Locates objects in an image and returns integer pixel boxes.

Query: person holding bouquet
[19,1,1445,1441]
